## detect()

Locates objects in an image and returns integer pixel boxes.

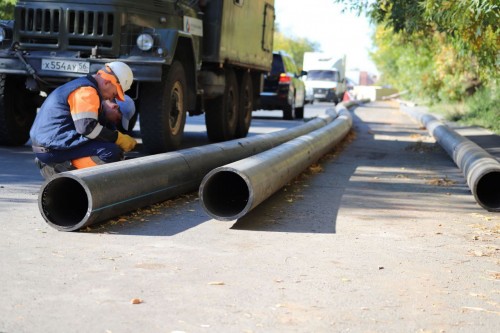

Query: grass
[427,85,500,135]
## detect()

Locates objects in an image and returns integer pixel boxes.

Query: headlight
[136,34,154,51]
[0,27,5,43]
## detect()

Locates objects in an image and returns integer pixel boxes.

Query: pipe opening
[475,171,500,211]
[40,177,89,228]
[202,171,249,219]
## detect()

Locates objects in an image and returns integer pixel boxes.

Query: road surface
[0,101,499,333]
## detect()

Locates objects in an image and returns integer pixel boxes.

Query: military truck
[0,0,275,153]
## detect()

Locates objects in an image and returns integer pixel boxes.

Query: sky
[274,0,379,75]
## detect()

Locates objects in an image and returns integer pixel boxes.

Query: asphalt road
[0,101,499,333]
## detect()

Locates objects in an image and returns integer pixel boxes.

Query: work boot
[34,158,75,180]
[53,161,76,173]
[35,158,56,179]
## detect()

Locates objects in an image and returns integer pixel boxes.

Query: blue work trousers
[35,141,122,164]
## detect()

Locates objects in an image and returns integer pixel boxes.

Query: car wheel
[283,97,295,120]
[295,106,304,119]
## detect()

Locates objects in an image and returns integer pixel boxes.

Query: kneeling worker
[30,61,137,179]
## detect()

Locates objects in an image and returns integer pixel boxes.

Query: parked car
[259,51,306,119]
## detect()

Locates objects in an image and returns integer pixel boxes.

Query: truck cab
[304,69,344,104]
[0,0,275,153]
[302,52,346,105]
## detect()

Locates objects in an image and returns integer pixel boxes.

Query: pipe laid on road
[39,110,340,231]
[402,105,500,212]
[199,105,353,221]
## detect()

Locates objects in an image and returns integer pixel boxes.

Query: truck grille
[17,7,116,51]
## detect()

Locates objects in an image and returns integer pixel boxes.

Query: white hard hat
[106,61,134,93]
[117,95,136,131]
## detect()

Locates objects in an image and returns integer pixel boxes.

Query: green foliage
[370,26,441,101]
[0,0,15,20]
[273,27,320,70]
[336,0,498,101]
[422,0,499,77]
[367,0,498,82]
[429,81,499,134]
[461,81,500,134]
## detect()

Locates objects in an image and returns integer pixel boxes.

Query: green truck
[0,0,275,153]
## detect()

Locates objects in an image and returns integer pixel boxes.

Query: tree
[335,0,498,102]
[0,0,15,20]
[273,25,320,70]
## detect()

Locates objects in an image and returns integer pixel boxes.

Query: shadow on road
[229,104,479,234]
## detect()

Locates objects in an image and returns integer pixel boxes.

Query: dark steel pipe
[402,105,500,212]
[39,110,340,231]
[199,106,353,220]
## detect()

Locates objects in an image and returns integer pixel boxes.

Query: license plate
[41,59,90,74]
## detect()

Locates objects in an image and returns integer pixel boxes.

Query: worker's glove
[115,131,137,152]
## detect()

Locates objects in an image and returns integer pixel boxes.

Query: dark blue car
[259,51,306,120]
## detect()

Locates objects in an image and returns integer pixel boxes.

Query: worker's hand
[115,131,137,152]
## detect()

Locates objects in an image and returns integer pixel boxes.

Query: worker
[30,61,137,179]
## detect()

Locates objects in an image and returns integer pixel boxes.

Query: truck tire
[0,75,37,146]
[235,71,253,138]
[205,68,239,142]
[140,61,187,154]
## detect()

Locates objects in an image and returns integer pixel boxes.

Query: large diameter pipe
[402,105,500,212]
[199,106,353,221]
[39,110,340,231]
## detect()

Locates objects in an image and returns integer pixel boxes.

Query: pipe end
[474,170,500,212]
[200,169,251,221]
[39,176,90,231]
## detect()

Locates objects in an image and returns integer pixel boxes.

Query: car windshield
[306,70,339,81]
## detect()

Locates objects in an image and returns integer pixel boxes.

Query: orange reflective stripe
[68,87,100,117]
[71,156,99,169]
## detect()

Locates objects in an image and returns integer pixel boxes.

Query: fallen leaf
[130,298,142,304]
[462,306,486,312]
[208,281,225,285]
[426,177,456,186]
[309,164,323,173]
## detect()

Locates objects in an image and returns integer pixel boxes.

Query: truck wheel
[235,71,253,138]
[0,75,37,146]
[140,61,187,154]
[205,68,239,142]
[283,97,296,120]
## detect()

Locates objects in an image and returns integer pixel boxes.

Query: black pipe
[199,106,353,220]
[39,110,340,231]
[402,105,500,212]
